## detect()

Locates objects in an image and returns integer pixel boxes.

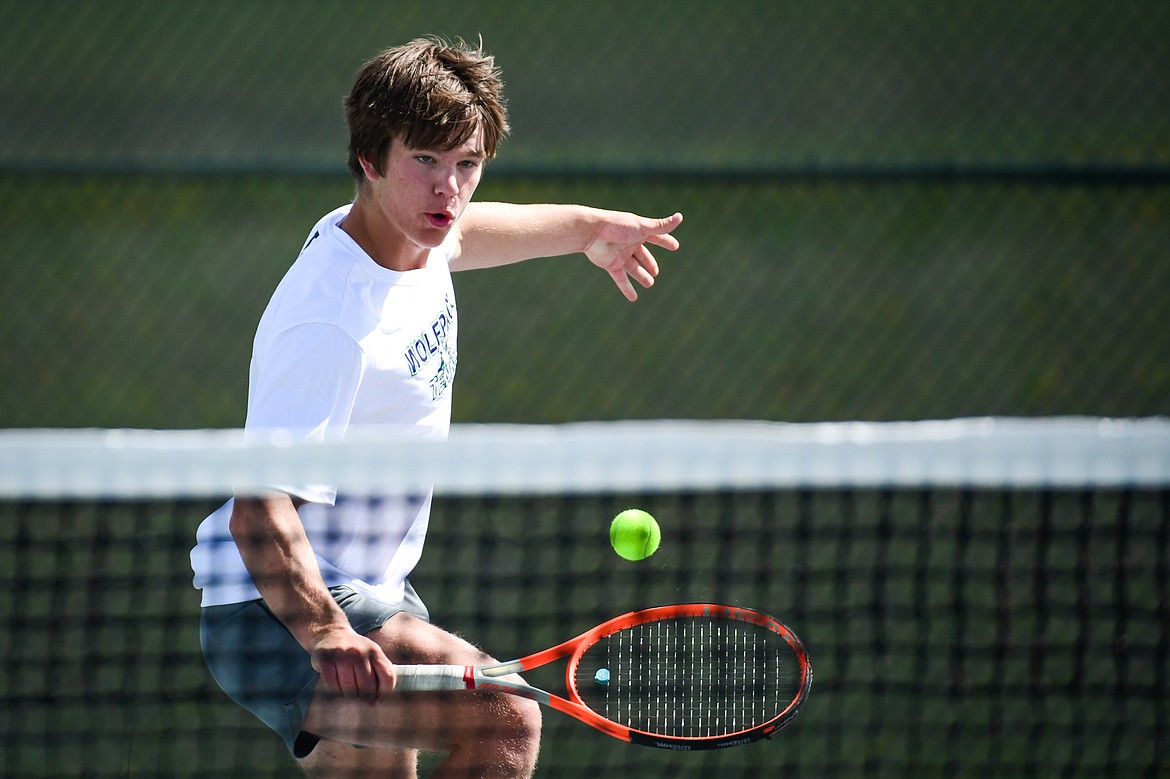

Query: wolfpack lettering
[403,295,458,400]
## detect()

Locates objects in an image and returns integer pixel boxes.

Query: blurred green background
[2,0,1167,428]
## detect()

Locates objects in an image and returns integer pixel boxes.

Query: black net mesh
[1,486,1168,777]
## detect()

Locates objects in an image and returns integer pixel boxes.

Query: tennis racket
[394,603,811,750]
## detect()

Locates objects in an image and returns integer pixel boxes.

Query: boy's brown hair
[344,37,509,185]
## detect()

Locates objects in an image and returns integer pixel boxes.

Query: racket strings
[575,616,799,739]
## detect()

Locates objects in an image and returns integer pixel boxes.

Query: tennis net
[1,417,1167,777]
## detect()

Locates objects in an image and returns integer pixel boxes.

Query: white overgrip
[393,664,472,692]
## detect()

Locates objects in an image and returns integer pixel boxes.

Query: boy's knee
[480,689,541,737]
[493,695,542,775]
[512,695,542,745]
[474,691,541,758]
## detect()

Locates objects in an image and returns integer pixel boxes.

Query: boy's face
[360,126,486,257]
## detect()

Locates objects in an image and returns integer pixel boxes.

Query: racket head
[564,603,811,750]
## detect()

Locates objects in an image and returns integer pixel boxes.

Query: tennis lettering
[719,737,754,748]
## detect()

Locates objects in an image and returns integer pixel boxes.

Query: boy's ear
[358,154,380,180]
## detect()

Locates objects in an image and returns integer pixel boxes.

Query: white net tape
[2,417,1168,499]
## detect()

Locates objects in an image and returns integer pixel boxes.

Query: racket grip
[394,664,475,692]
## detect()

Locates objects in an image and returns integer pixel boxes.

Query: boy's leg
[299,612,541,779]
[297,739,417,779]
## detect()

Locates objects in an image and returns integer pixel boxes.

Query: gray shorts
[200,582,429,757]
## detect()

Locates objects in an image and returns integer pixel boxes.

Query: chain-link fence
[2,1,1168,427]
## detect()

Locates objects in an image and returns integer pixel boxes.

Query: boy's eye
[413,154,481,168]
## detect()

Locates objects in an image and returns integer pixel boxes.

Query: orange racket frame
[394,603,812,750]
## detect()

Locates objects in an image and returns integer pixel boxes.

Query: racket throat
[472,660,522,679]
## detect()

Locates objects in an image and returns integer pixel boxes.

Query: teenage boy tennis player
[190,37,681,778]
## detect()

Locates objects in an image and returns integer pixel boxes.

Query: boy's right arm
[229,492,397,703]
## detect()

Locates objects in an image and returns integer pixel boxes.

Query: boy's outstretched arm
[452,203,682,301]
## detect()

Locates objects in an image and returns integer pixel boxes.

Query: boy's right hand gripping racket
[394,603,811,750]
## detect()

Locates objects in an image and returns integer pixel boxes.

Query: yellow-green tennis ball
[610,509,661,561]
